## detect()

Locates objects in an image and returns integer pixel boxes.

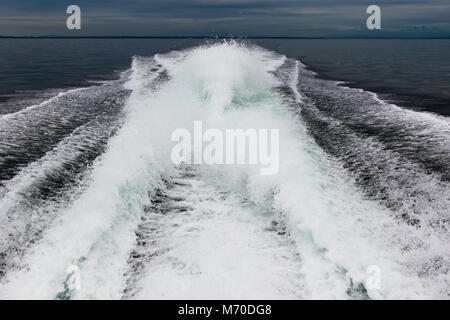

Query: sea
[0,38,449,299]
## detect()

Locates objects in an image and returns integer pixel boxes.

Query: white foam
[1,42,448,299]
[133,174,304,299]
[0,87,87,123]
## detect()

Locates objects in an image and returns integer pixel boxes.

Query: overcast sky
[1,0,449,37]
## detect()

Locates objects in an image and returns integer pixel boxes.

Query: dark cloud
[0,0,449,36]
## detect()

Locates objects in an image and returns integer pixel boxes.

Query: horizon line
[1,35,450,40]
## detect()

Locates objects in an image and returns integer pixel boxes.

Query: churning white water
[0,42,449,299]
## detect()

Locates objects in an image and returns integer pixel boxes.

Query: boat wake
[0,41,449,299]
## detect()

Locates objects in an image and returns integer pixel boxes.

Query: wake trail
[125,166,305,299]
[1,41,449,300]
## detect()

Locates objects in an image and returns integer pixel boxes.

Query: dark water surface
[256,39,450,116]
[0,38,449,115]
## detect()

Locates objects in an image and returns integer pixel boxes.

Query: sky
[0,0,449,37]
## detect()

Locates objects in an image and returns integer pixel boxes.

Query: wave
[0,41,449,299]
[0,77,129,280]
